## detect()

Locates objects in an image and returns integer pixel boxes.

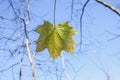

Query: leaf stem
[54,0,56,28]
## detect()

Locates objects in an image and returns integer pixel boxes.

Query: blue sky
[0,0,120,80]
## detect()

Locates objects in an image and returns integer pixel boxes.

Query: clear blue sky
[0,0,120,80]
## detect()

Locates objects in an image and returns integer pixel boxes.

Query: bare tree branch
[20,0,36,79]
[79,0,90,49]
[22,18,36,80]
[96,0,120,16]
[61,54,72,80]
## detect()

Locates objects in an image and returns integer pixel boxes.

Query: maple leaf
[35,21,76,59]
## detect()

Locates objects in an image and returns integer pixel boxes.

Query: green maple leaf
[35,21,76,59]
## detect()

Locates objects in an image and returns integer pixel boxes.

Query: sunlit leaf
[35,21,76,59]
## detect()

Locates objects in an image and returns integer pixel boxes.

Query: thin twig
[0,63,19,72]
[61,54,72,80]
[96,0,120,16]
[91,56,111,80]
[95,63,111,80]
[5,26,22,44]
[79,0,90,50]
[0,16,12,20]
[27,0,32,11]
[99,67,111,80]
[106,31,120,41]
[12,67,15,80]
[71,0,74,20]
[19,53,24,80]
[7,0,18,18]
[54,0,57,27]
[27,0,32,23]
